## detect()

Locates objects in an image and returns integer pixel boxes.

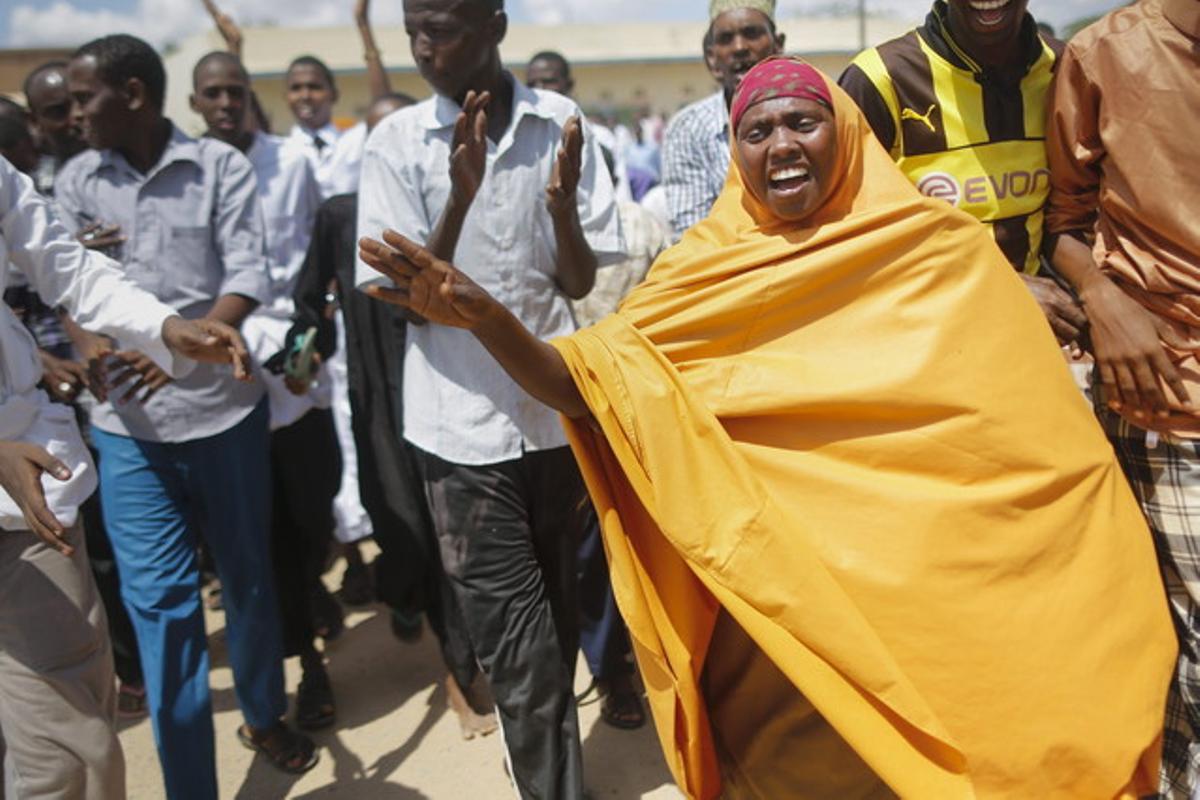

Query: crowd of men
[0,0,1196,797]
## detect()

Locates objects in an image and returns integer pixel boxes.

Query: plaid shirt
[662,90,730,237]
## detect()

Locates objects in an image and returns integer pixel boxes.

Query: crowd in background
[0,0,1197,797]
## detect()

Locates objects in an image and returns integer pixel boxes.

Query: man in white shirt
[357,0,623,795]
[283,55,365,199]
[281,54,374,552]
[191,50,342,732]
[0,154,250,800]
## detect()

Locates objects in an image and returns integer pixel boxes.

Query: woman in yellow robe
[359,59,1175,799]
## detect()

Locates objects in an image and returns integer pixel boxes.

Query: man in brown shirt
[1046,0,1200,794]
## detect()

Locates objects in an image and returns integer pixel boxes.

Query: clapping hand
[359,229,497,330]
[449,90,490,207]
[546,115,583,216]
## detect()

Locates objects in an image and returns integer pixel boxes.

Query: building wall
[174,53,856,138]
[0,48,73,100]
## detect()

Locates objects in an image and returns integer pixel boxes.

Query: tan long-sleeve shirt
[1046,0,1200,434]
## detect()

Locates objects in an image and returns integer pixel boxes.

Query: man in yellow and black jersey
[840,0,1087,345]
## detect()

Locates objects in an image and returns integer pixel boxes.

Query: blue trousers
[92,401,285,800]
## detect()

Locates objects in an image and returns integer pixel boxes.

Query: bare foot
[445,673,498,740]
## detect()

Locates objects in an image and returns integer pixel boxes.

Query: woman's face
[735,96,837,223]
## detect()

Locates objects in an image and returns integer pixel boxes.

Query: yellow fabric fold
[551,67,1174,799]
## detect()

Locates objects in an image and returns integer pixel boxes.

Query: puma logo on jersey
[901,104,938,133]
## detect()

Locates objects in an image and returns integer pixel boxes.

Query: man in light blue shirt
[56,34,316,797]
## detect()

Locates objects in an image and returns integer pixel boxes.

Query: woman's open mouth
[768,165,811,195]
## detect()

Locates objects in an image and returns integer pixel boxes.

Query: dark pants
[418,446,586,800]
[269,408,341,657]
[577,509,634,681]
[81,481,143,687]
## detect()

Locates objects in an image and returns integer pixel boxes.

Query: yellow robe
[551,70,1175,799]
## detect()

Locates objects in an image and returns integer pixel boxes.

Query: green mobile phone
[284,327,319,384]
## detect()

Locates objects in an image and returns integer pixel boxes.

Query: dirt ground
[118,555,684,800]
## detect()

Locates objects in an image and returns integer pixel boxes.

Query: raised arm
[359,229,588,419]
[355,0,392,100]
[202,0,243,59]
[545,116,598,299]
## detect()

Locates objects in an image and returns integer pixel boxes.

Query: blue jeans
[92,401,284,800]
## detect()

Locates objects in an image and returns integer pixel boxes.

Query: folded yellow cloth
[552,70,1174,799]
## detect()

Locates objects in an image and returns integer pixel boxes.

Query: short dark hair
[286,56,335,90]
[73,34,166,111]
[373,91,417,107]
[0,96,26,123]
[193,51,249,88]
[0,115,32,151]
[529,50,570,77]
[22,60,68,104]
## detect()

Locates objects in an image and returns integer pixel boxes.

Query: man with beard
[660,0,784,237]
[24,62,87,195]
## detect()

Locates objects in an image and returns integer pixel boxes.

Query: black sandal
[236,723,319,774]
[598,678,646,730]
[296,666,336,731]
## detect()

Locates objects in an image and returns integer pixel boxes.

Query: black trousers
[269,408,341,657]
[418,446,586,800]
[81,484,143,686]
[577,507,634,681]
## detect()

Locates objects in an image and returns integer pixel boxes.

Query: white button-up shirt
[55,124,270,443]
[356,76,625,466]
[287,121,366,199]
[0,157,190,530]
[242,132,329,430]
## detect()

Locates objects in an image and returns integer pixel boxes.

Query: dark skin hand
[84,314,253,404]
[546,115,597,299]
[76,222,125,252]
[1052,233,1193,420]
[38,350,88,403]
[0,441,75,555]
[359,229,588,419]
[1020,273,1088,353]
[404,89,493,328]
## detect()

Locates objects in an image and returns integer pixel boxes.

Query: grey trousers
[0,524,123,800]
[418,447,586,800]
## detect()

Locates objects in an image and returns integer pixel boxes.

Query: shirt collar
[923,0,1045,75]
[1163,0,1200,38]
[291,122,339,143]
[94,121,199,180]
[418,72,557,132]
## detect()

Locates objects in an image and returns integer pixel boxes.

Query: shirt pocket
[165,225,217,299]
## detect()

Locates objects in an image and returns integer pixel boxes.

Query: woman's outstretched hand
[359,229,499,329]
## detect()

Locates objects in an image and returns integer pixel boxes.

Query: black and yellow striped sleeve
[839,60,897,153]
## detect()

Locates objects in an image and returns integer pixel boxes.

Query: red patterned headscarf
[729,57,833,132]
